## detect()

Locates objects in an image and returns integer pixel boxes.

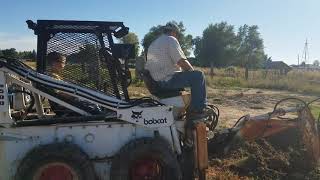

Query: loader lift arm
[0,57,162,111]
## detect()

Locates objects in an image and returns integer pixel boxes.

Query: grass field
[199,67,320,95]
[131,67,320,96]
[24,61,36,69]
[25,60,320,95]
[131,67,320,95]
[24,61,320,118]
[131,67,320,118]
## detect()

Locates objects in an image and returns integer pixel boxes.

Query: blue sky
[0,0,319,65]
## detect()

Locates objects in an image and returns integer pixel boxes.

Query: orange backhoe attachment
[230,107,320,165]
[299,108,320,165]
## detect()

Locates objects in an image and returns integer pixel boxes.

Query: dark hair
[163,22,180,34]
[47,52,65,66]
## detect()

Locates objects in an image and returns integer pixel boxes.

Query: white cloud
[0,32,36,51]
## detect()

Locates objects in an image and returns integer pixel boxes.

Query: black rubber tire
[15,143,96,180]
[110,137,182,180]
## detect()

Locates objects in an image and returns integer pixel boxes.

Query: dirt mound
[207,128,320,180]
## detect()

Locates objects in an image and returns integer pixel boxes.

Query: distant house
[292,63,320,71]
[264,61,292,75]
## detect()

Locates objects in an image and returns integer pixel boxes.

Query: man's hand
[177,59,194,71]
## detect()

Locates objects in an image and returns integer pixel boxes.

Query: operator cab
[26,20,135,117]
[7,20,137,120]
[6,20,186,122]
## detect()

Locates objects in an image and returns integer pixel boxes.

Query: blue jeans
[158,70,207,111]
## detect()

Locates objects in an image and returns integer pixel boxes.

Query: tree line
[0,48,36,60]
[120,21,270,68]
[1,21,268,68]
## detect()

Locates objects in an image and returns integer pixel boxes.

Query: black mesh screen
[45,32,126,100]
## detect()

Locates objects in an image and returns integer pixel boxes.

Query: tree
[142,24,163,54]
[142,21,193,57]
[313,60,319,66]
[18,51,34,59]
[0,49,36,61]
[32,49,37,61]
[67,44,102,89]
[194,22,237,67]
[191,36,202,66]
[119,32,140,57]
[235,25,266,69]
[1,48,18,58]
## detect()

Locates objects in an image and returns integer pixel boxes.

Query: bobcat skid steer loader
[0,20,217,180]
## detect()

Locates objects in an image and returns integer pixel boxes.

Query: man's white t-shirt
[145,34,187,81]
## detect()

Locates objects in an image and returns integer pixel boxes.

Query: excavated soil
[206,88,320,179]
[130,86,320,179]
[207,120,320,180]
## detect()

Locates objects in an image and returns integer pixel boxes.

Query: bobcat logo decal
[131,111,143,122]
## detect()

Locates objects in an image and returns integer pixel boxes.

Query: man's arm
[167,36,194,71]
[177,59,194,71]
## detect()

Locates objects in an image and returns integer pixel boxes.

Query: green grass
[24,61,36,69]
[197,67,320,95]
[206,76,244,88]
[128,67,320,95]
[310,105,320,120]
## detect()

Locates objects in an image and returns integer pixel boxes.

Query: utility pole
[297,54,299,66]
[302,39,309,66]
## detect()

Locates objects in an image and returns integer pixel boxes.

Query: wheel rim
[130,158,163,180]
[33,162,79,180]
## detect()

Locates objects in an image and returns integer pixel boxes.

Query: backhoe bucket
[298,107,320,165]
[229,107,320,165]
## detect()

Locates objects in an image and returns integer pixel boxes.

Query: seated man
[47,52,66,81]
[46,52,101,116]
[145,23,210,121]
[46,52,77,116]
